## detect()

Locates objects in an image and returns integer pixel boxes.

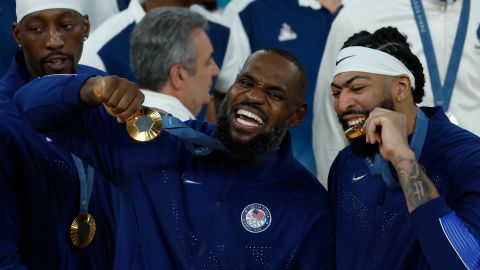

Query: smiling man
[215,48,308,159]
[15,48,334,269]
[328,27,480,270]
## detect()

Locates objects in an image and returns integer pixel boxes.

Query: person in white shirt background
[130,7,220,120]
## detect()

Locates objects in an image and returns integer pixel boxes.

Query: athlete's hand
[81,76,144,123]
[364,107,414,165]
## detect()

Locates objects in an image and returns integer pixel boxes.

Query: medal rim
[70,212,96,248]
[126,108,163,142]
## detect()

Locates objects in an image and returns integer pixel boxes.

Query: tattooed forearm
[395,155,439,212]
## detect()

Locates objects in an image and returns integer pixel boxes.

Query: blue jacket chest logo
[241,203,272,233]
[278,23,297,42]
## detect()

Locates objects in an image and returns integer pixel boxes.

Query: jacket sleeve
[411,145,480,270]
[0,139,28,270]
[0,193,28,270]
[411,198,480,270]
[14,74,128,186]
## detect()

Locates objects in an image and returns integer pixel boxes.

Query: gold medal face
[126,108,163,142]
[345,125,366,140]
[70,212,96,248]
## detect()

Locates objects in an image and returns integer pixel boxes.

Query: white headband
[16,0,84,22]
[333,46,416,90]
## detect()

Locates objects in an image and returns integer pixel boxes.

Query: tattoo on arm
[396,156,439,212]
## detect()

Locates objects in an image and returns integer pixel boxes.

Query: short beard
[215,101,288,159]
[338,97,395,157]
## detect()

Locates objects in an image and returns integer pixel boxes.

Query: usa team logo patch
[241,203,272,233]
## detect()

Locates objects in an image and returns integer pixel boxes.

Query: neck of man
[404,104,420,136]
[159,83,197,116]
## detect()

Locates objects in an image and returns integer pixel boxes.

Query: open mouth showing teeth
[236,109,264,127]
[345,117,366,140]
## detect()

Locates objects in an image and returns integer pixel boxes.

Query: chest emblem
[278,23,297,42]
[241,203,272,233]
[352,173,368,183]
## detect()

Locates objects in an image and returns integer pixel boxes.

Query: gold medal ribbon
[126,107,228,155]
[70,154,96,248]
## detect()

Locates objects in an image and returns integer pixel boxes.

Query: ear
[288,102,307,128]
[82,15,91,40]
[393,75,412,103]
[169,64,183,89]
[12,23,21,45]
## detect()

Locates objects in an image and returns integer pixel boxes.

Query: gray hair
[130,7,208,90]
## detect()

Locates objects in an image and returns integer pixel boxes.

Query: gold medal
[345,125,366,140]
[70,212,96,248]
[126,108,163,142]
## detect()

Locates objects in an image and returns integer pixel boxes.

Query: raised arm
[14,74,144,185]
[365,108,480,270]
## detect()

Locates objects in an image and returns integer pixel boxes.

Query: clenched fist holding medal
[81,76,227,151]
[81,76,161,141]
